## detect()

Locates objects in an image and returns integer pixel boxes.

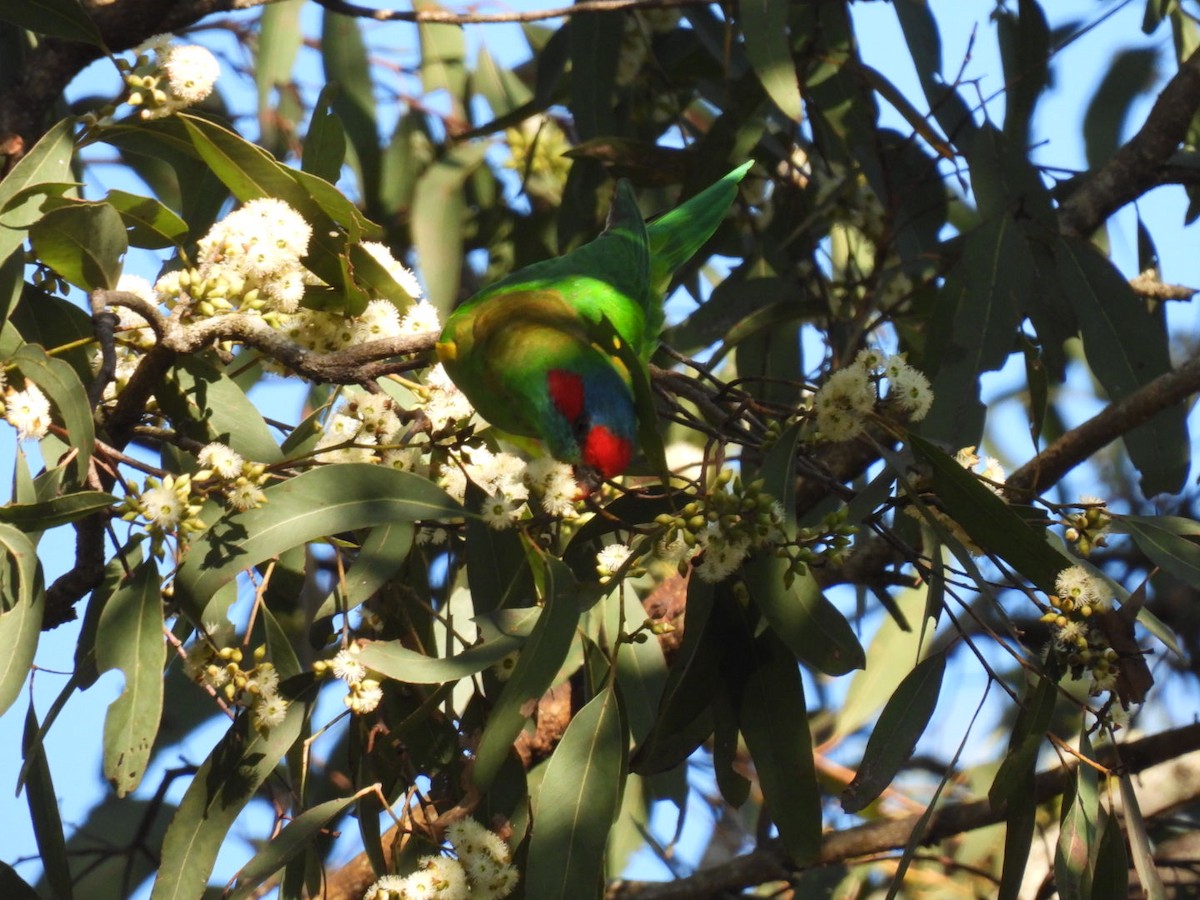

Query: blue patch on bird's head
[544,366,637,480]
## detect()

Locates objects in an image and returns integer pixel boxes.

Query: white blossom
[161,44,220,104]
[4,384,51,440]
[197,442,245,479]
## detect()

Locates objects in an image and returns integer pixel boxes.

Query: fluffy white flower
[812,364,875,441]
[354,299,403,342]
[331,647,367,683]
[252,693,288,731]
[162,44,220,104]
[399,299,441,335]
[361,241,423,300]
[481,494,522,530]
[4,384,51,440]
[139,482,184,530]
[887,362,933,420]
[596,543,632,577]
[197,442,245,479]
[1055,565,1110,611]
[363,874,407,900]
[345,678,383,714]
[227,480,267,511]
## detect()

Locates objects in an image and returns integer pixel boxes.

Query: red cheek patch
[548,369,584,424]
[583,426,632,479]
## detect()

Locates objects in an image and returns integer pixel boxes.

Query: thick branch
[1006,350,1200,497]
[0,0,270,163]
[1057,47,1200,238]
[606,723,1200,898]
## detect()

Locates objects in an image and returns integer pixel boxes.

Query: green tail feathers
[647,160,753,296]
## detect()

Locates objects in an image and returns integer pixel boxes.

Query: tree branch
[606,723,1200,898]
[1057,46,1200,238]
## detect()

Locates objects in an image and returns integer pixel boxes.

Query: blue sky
[1,0,1195,895]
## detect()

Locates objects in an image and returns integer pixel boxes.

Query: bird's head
[546,367,636,488]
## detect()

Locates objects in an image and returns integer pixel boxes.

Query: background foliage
[2,0,1200,898]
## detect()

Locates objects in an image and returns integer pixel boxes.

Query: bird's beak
[573,464,605,499]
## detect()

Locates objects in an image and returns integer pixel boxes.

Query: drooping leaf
[841,652,945,813]
[149,685,313,900]
[525,682,627,899]
[0,118,76,265]
[738,627,821,865]
[0,524,42,717]
[0,862,40,900]
[1113,515,1200,589]
[472,559,581,790]
[464,483,536,614]
[302,83,348,183]
[96,561,165,797]
[29,200,127,291]
[105,188,188,249]
[741,0,803,122]
[1056,236,1189,496]
[321,10,380,208]
[743,554,865,676]
[568,10,621,141]
[411,143,488,312]
[12,341,95,481]
[309,521,414,644]
[173,464,461,623]
[996,0,1050,152]
[1055,728,1099,900]
[228,793,363,900]
[22,704,73,900]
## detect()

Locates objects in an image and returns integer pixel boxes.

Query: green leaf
[22,704,73,900]
[0,524,42,717]
[925,217,1028,446]
[892,0,977,148]
[173,464,461,623]
[11,342,95,480]
[0,490,114,529]
[568,10,622,140]
[909,433,1066,593]
[96,561,165,798]
[256,0,304,150]
[1082,48,1158,170]
[301,83,348,183]
[841,652,945,813]
[0,0,102,46]
[417,1,468,102]
[738,627,822,865]
[159,354,283,464]
[835,585,936,739]
[0,118,75,265]
[997,0,1050,153]
[1092,809,1130,900]
[0,862,40,900]
[741,0,803,122]
[630,578,721,774]
[990,664,1058,810]
[309,521,413,643]
[149,686,312,900]
[29,200,127,290]
[358,632,525,684]
[105,188,188,249]
[412,143,488,313]
[464,484,536,614]
[743,554,865,676]
[321,11,380,208]
[1056,236,1189,496]
[1114,515,1200,588]
[605,587,668,744]
[474,45,533,118]
[526,682,627,899]
[228,793,362,900]
[472,560,581,790]
[1055,728,1098,900]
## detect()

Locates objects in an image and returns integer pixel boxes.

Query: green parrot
[436,162,752,485]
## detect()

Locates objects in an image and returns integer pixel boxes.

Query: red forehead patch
[547,369,584,424]
[583,425,632,479]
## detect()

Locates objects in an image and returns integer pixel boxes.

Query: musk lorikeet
[436,162,752,485]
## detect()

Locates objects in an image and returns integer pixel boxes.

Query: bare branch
[606,723,1200,898]
[1058,47,1200,239]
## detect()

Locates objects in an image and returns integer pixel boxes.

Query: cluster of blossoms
[314,644,384,715]
[642,469,787,583]
[2,378,53,441]
[1043,565,1121,697]
[184,631,289,732]
[118,473,206,558]
[363,817,518,900]
[505,115,572,205]
[811,348,932,441]
[442,449,580,528]
[195,442,271,512]
[1062,495,1111,556]
[117,35,221,120]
